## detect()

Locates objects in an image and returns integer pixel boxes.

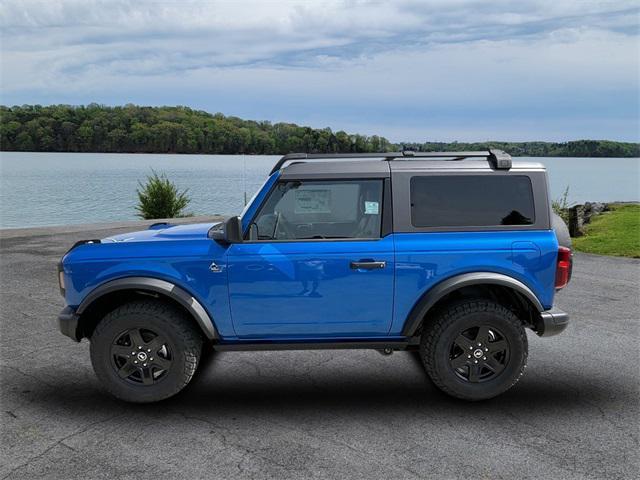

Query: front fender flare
[401,272,544,336]
[77,277,218,340]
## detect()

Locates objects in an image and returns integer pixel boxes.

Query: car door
[227,178,394,339]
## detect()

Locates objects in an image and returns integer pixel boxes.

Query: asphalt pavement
[0,220,638,479]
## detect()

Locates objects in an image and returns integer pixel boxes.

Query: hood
[104,222,220,243]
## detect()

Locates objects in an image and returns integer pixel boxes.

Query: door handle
[350,260,386,270]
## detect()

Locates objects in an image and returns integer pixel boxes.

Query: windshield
[239,176,270,221]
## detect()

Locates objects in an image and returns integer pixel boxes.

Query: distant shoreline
[2,151,640,159]
[2,104,639,158]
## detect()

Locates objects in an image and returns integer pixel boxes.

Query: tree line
[401,140,640,158]
[1,104,638,157]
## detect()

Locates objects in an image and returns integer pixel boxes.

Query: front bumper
[58,306,81,342]
[537,307,569,337]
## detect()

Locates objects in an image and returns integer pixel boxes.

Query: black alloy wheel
[110,327,173,386]
[91,300,202,403]
[448,325,509,383]
[420,299,528,401]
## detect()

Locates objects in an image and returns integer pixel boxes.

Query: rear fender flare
[401,272,544,336]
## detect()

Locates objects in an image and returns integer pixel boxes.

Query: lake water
[0,152,638,229]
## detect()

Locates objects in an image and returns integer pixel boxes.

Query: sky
[1,0,639,142]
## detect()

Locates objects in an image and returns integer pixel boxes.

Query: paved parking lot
[1,221,638,479]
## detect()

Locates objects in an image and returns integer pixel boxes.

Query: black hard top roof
[280,160,391,179]
[273,150,544,178]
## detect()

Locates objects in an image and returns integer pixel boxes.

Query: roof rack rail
[269,149,511,175]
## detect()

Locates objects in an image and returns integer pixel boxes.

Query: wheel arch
[76,277,218,341]
[401,272,544,337]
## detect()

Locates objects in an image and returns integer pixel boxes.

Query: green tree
[1,104,638,157]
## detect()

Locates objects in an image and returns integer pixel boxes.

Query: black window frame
[244,177,392,243]
[389,170,550,233]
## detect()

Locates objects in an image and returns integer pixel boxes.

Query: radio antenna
[242,153,247,206]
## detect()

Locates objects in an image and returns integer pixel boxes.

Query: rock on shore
[568,202,609,237]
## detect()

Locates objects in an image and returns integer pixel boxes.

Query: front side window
[410,175,535,227]
[249,180,383,240]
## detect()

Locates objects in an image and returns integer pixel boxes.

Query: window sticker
[294,189,331,214]
[364,201,379,215]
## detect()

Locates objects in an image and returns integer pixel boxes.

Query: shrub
[136,170,191,219]
[552,185,570,225]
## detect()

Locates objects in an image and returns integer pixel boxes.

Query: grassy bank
[573,204,640,258]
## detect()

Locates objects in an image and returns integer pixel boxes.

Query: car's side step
[213,340,413,352]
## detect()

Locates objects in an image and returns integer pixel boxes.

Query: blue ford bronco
[57,150,572,403]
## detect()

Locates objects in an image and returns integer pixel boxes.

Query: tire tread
[91,299,202,403]
[420,299,528,401]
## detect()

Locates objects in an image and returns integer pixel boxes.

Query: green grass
[573,204,640,258]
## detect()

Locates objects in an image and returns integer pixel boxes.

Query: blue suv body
[57,150,572,403]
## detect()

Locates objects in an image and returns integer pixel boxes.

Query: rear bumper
[58,306,81,342]
[537,307,569,337]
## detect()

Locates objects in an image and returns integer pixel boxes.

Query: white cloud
[1,0,638,141]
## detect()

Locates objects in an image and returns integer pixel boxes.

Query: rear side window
[410,175,535,227]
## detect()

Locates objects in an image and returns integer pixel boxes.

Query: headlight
[57,262,66,297]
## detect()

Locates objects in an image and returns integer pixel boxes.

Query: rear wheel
[90,300,202,403]
[420,299,528,401]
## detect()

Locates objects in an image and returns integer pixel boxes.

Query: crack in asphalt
[176,408,425,479]
[1,414,125,480]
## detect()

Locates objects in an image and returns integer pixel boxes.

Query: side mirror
[209,216,243,244]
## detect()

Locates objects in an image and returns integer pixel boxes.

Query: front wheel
[420,299,528,401]
[90,300,203,403]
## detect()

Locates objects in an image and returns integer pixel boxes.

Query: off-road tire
[90,300,203,403]
[420,299,528,401]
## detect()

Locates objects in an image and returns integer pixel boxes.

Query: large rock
[584,202,609,223]
[568,202,609,237]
